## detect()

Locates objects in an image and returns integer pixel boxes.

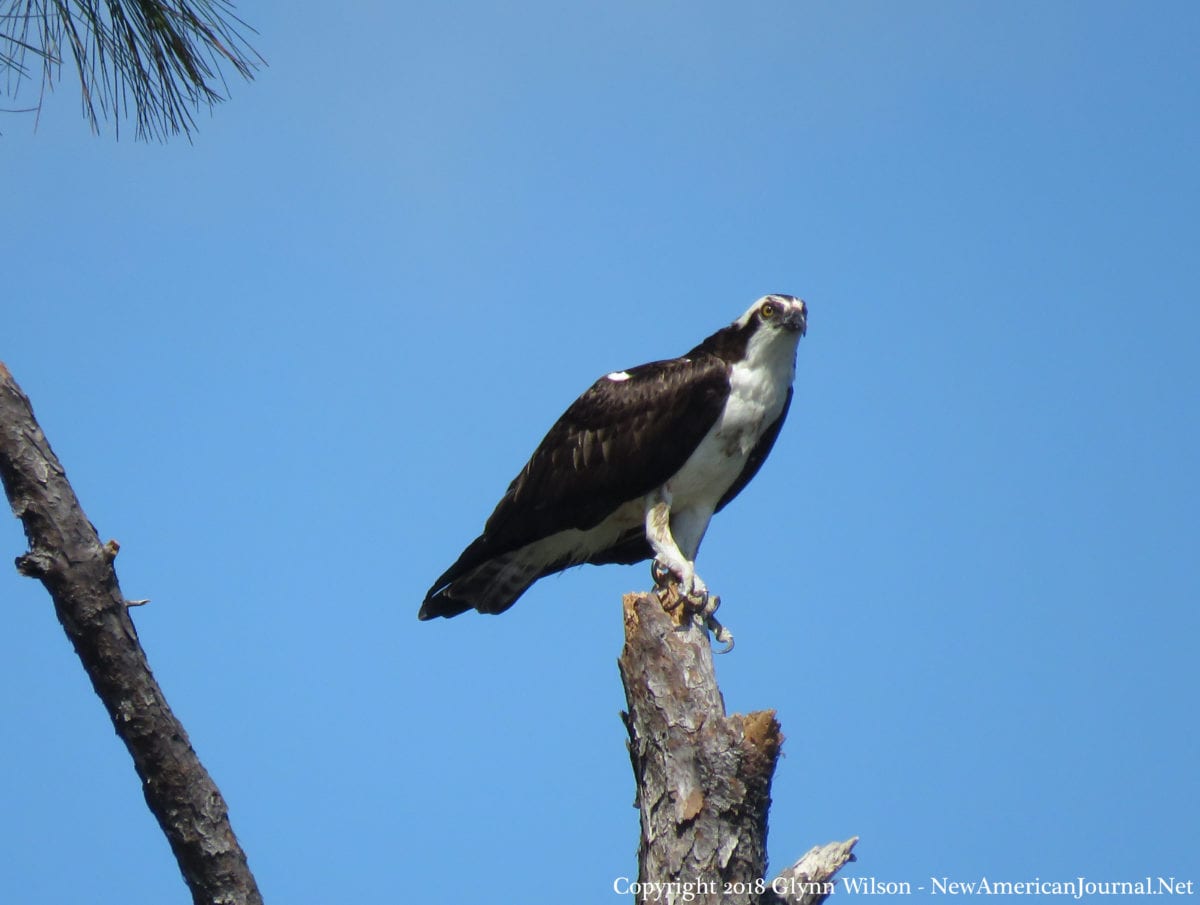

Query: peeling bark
[0,363,262,905]
[619,591,856,905]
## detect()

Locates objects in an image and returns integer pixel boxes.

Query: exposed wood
[619,590,856,905]
[0,362,262,905]
[765,838,860,905]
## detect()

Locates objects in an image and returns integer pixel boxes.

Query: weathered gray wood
[0,362,262,905]
[619,590,856,905]
[765,838,859,905]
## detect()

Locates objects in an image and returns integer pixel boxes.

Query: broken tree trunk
[0,363,262,905]
[619,590,856,905]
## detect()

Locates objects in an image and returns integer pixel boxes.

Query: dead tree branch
[0,362,262,905]
[619,591,856,905]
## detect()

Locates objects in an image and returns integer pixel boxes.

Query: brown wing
[421,353,730,611]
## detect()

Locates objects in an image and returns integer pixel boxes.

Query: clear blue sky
[4,2,1197,902]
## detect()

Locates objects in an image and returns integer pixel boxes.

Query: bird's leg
[644,490,731,649]
[644,490,707,600]
[650,558,689,612]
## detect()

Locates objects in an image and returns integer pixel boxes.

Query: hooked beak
[785,299,807,336]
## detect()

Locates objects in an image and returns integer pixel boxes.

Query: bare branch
[765,838,859,905]
[0,361,263,905]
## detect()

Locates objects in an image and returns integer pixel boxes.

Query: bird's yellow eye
[761,302,776,318]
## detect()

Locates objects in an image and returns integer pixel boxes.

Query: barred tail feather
[419,523,651,620]
[419,550,543,620]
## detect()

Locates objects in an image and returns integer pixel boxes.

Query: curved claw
[707,616,735,654]
[680,570,708,604]
[650,559,672,589]
[650,563,728,650]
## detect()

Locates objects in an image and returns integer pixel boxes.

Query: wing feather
[422,353,730,609]
[490,354,730,545]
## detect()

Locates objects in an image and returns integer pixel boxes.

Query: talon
[680,571,708,604]
[707,616,735,653]
[650,560,672,589]
[702,593,720,618]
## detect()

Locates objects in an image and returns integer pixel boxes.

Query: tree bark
[0,362,262,905]
[619,591,856,905]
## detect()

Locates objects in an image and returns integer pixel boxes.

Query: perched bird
[419,295,807,645]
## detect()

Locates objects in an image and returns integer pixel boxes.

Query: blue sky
[3,2,1198,902]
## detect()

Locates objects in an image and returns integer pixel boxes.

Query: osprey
[419,295,807,644]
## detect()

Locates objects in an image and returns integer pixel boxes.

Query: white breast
[660,325,799,555]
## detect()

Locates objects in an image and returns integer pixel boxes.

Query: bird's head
[688,294,808,364]
[738,294,807,337]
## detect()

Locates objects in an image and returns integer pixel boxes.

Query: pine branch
[0,361,262,905]
[0,0,261,139]
[619,590,857,905]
